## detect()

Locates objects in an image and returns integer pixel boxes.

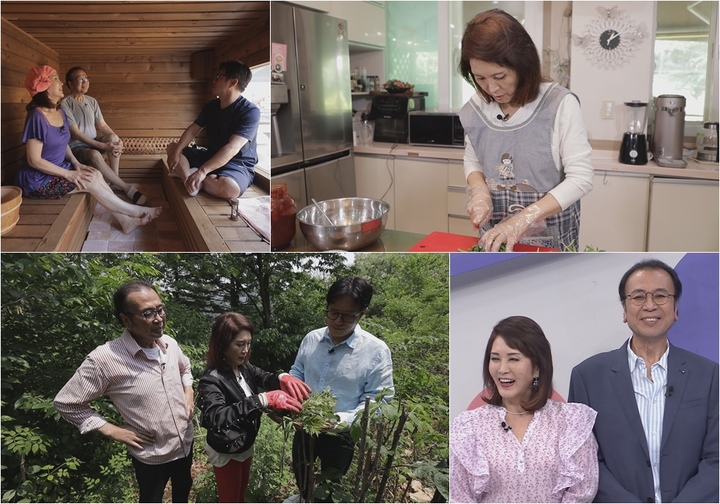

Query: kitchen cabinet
[354,154,396,229]
[394,157,448,234]
[329,2,386,47]
[355,153,448,235]
[646,178,719,251]
[578,172,650,252]
[447,161,475,237]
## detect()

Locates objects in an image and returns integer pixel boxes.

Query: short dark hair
[65,66,86,87]
[618,259,682,303]
[459,9,548,107]
[481,316,554,412]
[113,280,158,323]
[206,312,254,371]
[219,60,252,92]
[26,91,58,112]
[326,277,373,310]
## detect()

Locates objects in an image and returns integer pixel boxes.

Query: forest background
[1,252,449,503]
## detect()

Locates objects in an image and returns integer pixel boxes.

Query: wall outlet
[601,100,615,119]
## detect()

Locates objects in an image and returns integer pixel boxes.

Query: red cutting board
[408,232,558,252]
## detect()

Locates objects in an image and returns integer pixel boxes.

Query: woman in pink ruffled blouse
[450,316,598,503]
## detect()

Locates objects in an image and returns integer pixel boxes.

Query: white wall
[569,2,656,142]
[449,252,717,420]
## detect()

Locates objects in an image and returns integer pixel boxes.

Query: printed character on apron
[459,83,581,250]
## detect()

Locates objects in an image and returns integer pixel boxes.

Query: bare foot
[115,208,161,234]
[140,208,162,225]
[115,214,145,234]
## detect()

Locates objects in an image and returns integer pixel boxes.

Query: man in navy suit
[569,259,718,503]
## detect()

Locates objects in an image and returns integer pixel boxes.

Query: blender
[619,101,648,165]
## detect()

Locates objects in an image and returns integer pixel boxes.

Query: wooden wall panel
[59,54,208,139]
[1,17,59,185]
[216,19,270,69]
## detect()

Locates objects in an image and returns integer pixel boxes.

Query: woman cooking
[459,10,594,251]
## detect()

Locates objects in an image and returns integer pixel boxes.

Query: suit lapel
[661,344,688,449]
[610,341,651,457]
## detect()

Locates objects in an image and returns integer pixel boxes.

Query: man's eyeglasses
[325,310,362,323]
[214,73,226,81]
[127,305,167,321]
[625,292,675,306]
[75,77,90,83]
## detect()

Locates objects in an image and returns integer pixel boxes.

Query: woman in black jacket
[197,312,311,503]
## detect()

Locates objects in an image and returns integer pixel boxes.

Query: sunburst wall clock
[573,6,647,70]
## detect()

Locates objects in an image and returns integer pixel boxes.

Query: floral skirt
[26,176,77,200]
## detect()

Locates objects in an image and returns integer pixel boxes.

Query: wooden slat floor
[79,180,185,252]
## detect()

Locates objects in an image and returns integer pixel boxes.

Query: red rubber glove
[280,374,312,402]
[265,390,303,414]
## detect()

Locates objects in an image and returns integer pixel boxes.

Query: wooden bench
[1,192,95,252]
[160,157,269,252]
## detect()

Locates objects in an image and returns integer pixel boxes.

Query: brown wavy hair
[206,312,254,371]
[481,316,554,412]
[459,9,549,107]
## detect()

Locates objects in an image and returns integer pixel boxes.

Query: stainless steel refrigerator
[271,2,356,209]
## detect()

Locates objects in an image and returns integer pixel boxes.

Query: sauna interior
[1,1,271,252]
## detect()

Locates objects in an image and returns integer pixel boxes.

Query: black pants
[130,449,193,503]
[291,430,355,502]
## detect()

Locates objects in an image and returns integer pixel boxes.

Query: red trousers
[213,456,253,503]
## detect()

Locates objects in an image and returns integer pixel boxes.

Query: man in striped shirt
[54,280,195,502]
[569,259,718,503]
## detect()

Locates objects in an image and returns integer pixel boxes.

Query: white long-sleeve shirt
[463,82,594,210]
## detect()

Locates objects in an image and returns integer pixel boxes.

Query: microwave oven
[408,111,464,148]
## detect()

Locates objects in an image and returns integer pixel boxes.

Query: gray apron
[459,83,581,250]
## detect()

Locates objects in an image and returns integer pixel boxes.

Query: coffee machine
[649,94,687,168]
[619,101,648,165]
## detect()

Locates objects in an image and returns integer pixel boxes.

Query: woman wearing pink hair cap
[15,65,162,233]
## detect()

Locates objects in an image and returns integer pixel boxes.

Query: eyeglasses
[127,305,167,321]
[75,77,90,83]
[625,292,675,306]
[214,73,226,81]
[325,310,362,323]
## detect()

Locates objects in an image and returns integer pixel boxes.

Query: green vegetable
[284,387,340,435]
[458,243,506,252]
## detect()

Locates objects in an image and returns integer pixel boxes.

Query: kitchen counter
[278,225,425,252]
[353,143,719,181]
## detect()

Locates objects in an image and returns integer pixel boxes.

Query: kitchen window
[245,63,270,177]
[652,1,718,128]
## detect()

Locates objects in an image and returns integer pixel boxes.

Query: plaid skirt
[487,189,580,250]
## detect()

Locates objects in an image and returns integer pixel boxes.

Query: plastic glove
[479,204,544,252]
[264,390,303,414]
[466,184,493,229]
[279,374,312,402]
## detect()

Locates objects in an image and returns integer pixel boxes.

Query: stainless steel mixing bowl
[297,198,390,251]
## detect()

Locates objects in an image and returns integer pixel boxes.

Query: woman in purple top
[450,316,599,502]
[15,65,162,234]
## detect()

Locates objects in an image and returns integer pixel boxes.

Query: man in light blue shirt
[289,276,394,502]
[570,259,718,503]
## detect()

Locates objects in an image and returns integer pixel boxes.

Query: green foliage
[1,252,448,502]
[246,420,297,502]
[285,387,340,435]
